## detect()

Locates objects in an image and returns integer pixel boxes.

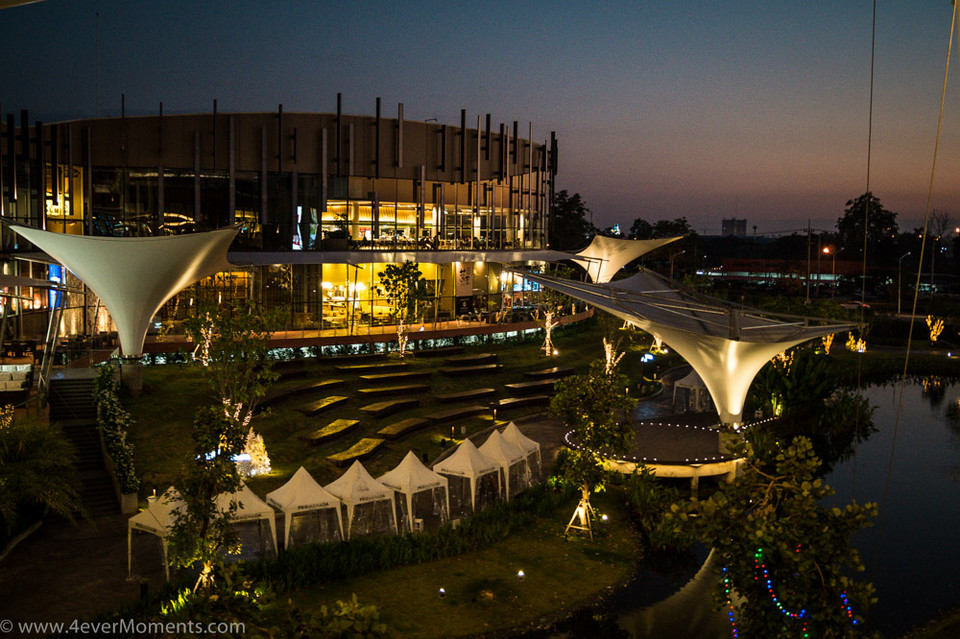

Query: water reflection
[520,379,959,638]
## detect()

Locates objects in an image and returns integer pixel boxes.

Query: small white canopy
[433,438,501,511]
[324,461,399,539]
[501,422,542,478]
[215,483,278,556]
[266,466,344,548]
[479,429,529,500]
[673,369,712,413]
[378,451,450,532]
[127,487,183,580]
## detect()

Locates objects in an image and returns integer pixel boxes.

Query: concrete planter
[99,428,139,514]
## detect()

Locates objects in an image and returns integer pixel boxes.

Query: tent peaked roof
[215,483,275,522]
[501,422,540,456]
[266,466,341,512]
[379,451,447,493]
[675,369,706,389]
[434,438,499,478]
[325,460,394,505]
[479,429,526,466]
[571,235,683,283]
[128,487,182,536]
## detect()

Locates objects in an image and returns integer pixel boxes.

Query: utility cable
[873,0,958,572]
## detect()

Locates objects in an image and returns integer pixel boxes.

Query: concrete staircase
[47,374,97,421]
[58,419,118,517]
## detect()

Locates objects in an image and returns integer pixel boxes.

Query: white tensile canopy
[479,429,529,500]
[673,369,713,413]
[266,466,344,548]
[571,235,683,283]
[501,421,542,480]
[518,269,852,425]
[127,487,183,580]
[215,483,278,559]
[9,225,237,357]
[433,438,501,514]
[378,451,450,532]
[324,461,398,539]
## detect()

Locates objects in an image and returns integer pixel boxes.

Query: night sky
[3,1,960,235]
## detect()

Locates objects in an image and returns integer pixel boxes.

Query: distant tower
[722,218,747,237]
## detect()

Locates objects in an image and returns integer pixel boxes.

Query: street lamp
[898,251,911,316]
[823,246,836,296]
[669,250,686,281]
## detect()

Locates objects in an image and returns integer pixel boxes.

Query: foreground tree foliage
[666,437,877,637]
[167,406,244,591]
[550,359,636,536]
[0,407,84,536]
[184,301,284,430]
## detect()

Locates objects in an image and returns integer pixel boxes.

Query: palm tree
[0,416,85,536]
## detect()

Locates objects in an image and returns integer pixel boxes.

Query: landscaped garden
[60,307,960,637]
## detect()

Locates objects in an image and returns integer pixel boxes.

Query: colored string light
[724,547,859,635]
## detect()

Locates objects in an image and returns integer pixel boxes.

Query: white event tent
[501,422,543,480]
[266,466,344,548]
[673,369,713,413]
[479,429,529,501]
[127,487,183,580]
[324,461,398,539]
[433,438,501,516]
[378,451,450,532]
[215,483,278,560]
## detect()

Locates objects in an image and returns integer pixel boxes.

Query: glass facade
[0,110,557,343]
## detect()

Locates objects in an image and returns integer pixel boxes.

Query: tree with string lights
[669,437,877,637]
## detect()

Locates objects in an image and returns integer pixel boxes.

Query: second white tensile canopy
[517,269,853,425]
[570,235,683,283]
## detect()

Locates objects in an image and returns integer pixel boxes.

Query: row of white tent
[128,422,541,580]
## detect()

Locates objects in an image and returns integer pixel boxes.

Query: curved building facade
[0,102,560,343]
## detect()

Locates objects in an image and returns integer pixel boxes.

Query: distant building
[0,104,560,342]
[722,218,747,237]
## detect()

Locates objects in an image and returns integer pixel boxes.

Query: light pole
[823,246,835,296]
[898,251,911,316]
[669,249,686,281]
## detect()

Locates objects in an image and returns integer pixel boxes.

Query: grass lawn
[124,319,681,497]
[288,491,637,638]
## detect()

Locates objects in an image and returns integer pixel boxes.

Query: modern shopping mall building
[0,100,562,343]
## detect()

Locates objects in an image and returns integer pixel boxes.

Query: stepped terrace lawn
[288,491,637,638]
[123,321,670,494]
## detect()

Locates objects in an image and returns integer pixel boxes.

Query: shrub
[94,365,140,494]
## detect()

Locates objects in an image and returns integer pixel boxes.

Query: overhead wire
[873,0,958,571]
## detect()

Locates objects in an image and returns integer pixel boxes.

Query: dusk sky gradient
[4,1,960,235]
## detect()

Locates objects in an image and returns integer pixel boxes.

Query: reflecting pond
[825,378,960,636]
[519,379,960,637]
